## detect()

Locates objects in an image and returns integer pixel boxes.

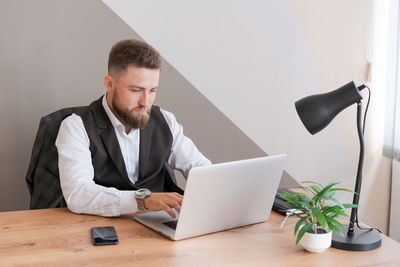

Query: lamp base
[331,225,382,251]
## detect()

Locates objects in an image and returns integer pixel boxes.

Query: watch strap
[136,198,147,211]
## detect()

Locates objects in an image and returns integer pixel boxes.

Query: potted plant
[279,181,357,252]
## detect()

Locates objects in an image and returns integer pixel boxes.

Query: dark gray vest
[76,97,183,194]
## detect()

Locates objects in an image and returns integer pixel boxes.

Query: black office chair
[25,106,85,209]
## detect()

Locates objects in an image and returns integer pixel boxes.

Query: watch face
[136,188,151,198]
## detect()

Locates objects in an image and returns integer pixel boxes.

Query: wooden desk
[1,208,400,266]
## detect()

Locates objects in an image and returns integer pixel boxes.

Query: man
[55,39,211,218]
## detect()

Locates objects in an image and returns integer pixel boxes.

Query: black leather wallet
[91,226,119,246]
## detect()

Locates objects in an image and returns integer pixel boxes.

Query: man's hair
[108,39,161,74]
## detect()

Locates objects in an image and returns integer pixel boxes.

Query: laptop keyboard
[162,220,178,230]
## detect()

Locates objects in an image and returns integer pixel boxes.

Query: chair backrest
[26,106,85,209]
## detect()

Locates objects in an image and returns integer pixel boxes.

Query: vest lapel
[92,104,131,185]
[100,128,131,184]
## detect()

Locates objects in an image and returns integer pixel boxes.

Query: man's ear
[104,75,114,92]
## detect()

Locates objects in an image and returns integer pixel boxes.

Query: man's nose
[139,91,150,107]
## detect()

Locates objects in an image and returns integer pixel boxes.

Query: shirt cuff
[119,191,138,215]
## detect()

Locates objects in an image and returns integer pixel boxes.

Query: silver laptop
[133,154,286,241]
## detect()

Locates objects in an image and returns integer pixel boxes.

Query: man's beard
[111,93,151,130]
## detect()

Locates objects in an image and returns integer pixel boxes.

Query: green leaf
[314,182,340,201]
[322,204,343,213]
[279,215,290,229]
[324,215,344,228]
[294,217,307,235]
[296,223,312,245]
[326,208,348,217]
[310,185,321,195]
[280,193,313,210]
[315,209,328,231]
[325,196,345,210]
[280,192,310,201]
[330,188,358,194]
[321,203,355,219]
[321,205,336,213]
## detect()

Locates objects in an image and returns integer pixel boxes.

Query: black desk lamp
[295,81,382,251]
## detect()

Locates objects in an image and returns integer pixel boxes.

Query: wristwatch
[135,188,151,211]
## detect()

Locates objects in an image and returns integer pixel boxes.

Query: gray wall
[0,0,293,211]
[102,0,393,235]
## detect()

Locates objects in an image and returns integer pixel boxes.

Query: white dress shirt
[55,95,211,217]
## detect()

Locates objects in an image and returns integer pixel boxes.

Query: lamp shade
[295,81,363,135]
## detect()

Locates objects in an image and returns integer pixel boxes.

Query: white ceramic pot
[299,229,332,253]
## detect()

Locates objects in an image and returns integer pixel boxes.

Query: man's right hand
[144,192,183,218]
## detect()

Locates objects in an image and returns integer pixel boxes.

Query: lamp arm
[348,101,364,236]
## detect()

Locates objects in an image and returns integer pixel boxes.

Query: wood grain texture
[0,208,399,266]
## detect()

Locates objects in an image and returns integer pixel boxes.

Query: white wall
[103,0,392,233]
